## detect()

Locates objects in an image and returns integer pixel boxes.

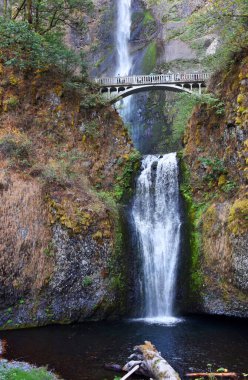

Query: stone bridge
[94,72,210,103]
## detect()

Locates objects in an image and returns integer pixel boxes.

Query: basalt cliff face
[182,52,248,317]
[0,66,139,329]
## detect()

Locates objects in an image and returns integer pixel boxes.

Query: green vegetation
[97,191,126,311]
[171,93,225,144]
[1,0,93,34]
[0,134,32,168]
[228,198,248,236]
[171,94,199,145]
[0,366,58,380]
[41,159,76,186]
[80,94,107,109]
[44,242,55,257]
[143,10,154,25]
[179,156,205,294]
[83,120,100,138]
[82,276,93,287]
[0,0,93,76]
[142,41,157,74]
[113,151,141,201]
[142,10,157,39]
[0,18,80,75]
[199,157,227,183]
[183,0,248,70]
[222,181,237,193]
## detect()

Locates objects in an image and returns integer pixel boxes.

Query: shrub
[82,276,93,287]
[0,134,32,167]
[84,120,100,138]
[41,160,76,186]
[3,96,19,111]
[199,156,227,182]
[0,18,81,76]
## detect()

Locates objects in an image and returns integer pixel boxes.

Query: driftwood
[106,341,181,380]
[186,374,238,379]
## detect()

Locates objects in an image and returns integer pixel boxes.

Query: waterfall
[115,0,132,119]
[115,2,182,323]
[115,0,132,76]
[132,153,181,323]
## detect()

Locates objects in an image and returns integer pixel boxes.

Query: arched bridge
[94,72,210,103]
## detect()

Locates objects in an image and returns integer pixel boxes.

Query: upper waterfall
[132,153,181,322]
[115,0,132,76]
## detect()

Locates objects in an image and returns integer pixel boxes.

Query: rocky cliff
[70,0,211,154]
[0,65,140,329]
[181,51,248,317]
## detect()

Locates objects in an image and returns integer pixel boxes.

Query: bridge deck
[95,73,210,87]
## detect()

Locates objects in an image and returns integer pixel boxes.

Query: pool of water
[1,316,248,380]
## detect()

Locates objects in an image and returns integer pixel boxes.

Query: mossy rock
[228,198,248,235]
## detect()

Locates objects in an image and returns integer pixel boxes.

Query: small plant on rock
[82,276,93,287]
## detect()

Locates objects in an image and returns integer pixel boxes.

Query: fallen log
[121,365,140,380]
[186,373,238,378]
[122,341,181,380]
[104,363,149,378]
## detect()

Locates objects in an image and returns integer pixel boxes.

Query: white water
[115,0,132,118]
[132,153,181,320]
[115,0,132,76]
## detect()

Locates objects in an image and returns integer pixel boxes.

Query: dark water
[1,317,248,380]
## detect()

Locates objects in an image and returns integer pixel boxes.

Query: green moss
[142,41,157,74]
[3,95,19,111]
[82,276,93,287]
[203,204,217,235]
[43,242,54,257]
[179,156,206,296]
[143,10,154,25]
[171,93,200,145]
[48,198,93,234]
[228,198,248,235]
[97,191,126,313]
[113,150,141,202]
[0,366,58,380]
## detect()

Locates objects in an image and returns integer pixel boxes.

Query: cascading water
[115,1,181,323]
[115,0,132,76]
[132,153,181,323]
[115,0,132,119]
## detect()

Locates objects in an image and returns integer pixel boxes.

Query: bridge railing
[95,73,210,86]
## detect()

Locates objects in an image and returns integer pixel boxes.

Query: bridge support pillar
[190,83,193,91]
[198,83,202,95]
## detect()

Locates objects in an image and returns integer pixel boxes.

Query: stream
[1,317,248,380]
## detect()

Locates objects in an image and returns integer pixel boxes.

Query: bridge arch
[101,84,196,104]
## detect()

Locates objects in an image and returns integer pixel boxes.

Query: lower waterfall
[132,153,181,322]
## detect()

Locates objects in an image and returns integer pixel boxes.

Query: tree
[0,0,93,75]
[7,0,93,34]
[183,0,248,69]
